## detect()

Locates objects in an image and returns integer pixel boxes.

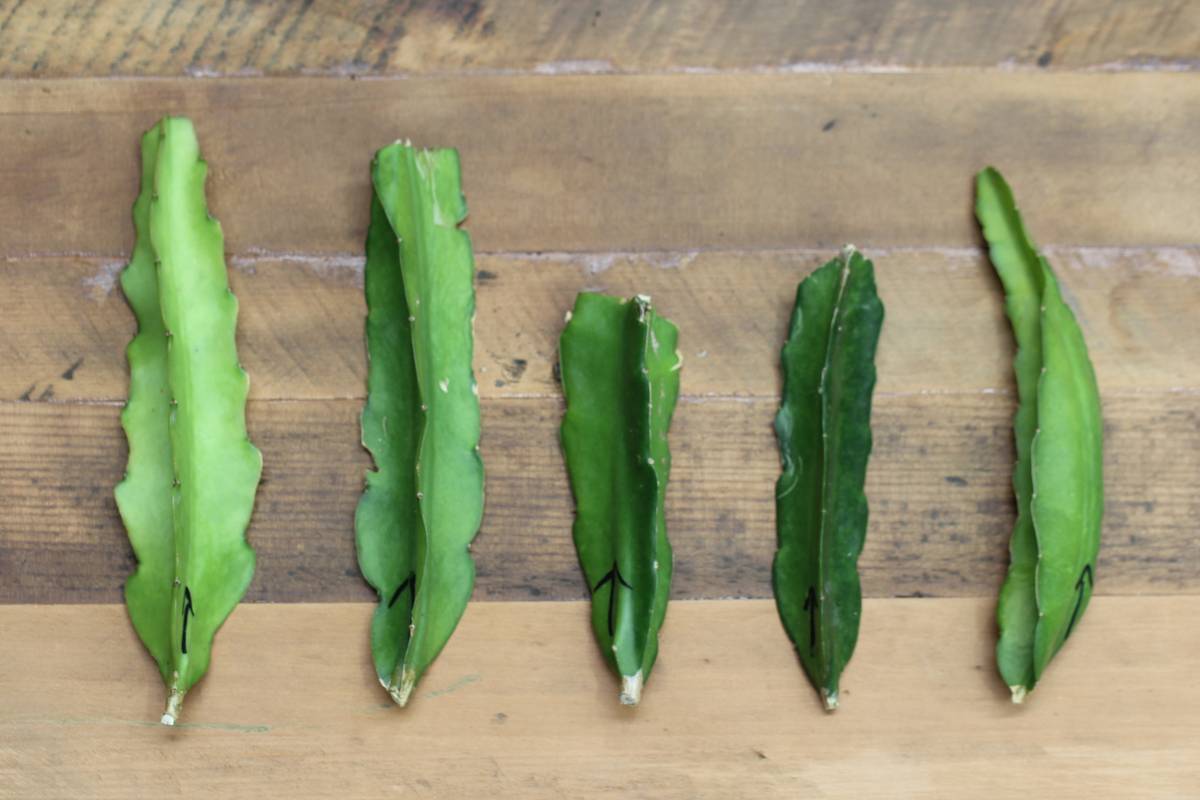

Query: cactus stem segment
[772,249,883,711]
[357,144,483,706]
[560,293,680,705]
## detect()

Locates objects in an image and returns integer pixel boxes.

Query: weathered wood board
[1,598,1196,799]
[2,0,1197,76]
[2,392,1196,604]
[1,75,1197,257]
[4,247,1198,403]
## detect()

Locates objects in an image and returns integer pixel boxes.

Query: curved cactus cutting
[356,143,484,706]
[559,293,681,705]
[773,246,884,711]
[116,117,261,726]
[976,167,1103,702]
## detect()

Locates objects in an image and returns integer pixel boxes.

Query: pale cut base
[383,667,417,707]
[160,688,183,726]
[619,672,643,706]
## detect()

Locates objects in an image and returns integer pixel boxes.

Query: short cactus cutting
[355,143,485,706]
[117,117,262,725]
[773,247,884,711]
[559,294,681,705]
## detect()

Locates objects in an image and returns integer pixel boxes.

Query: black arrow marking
[1065,564,1093,640]
[803,586,819,654]
[180,587,195,655]
[388,572,416,609]
[592,562,634,637]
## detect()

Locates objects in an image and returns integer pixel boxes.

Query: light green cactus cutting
[116,117,261,725]
[772,246,884,711]
[355,143,485,706]
[559,293,681,705]
[976,167,1103,702]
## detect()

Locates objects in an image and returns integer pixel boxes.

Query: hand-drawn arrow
[803,586,819,654]
[180,587,195,654]
[388,572,417,610]
[592,562,634,637]
[1065,564,1094,639]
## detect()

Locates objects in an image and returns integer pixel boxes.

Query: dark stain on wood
[61,358,84,380]
[501,358,527,383]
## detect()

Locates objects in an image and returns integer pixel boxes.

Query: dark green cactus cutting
[559,294,681,705]
[116,117,261,725]
[976,167,1103,702]
[773,246,884,711]
[356,143,484,706]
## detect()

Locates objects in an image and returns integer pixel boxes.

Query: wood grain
[2,74,1198,256]
[1,597,1196,798]
[2,392,1194,604]
[4,247,1198,403]
[0,1,1196,78]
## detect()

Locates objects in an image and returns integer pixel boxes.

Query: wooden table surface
[1,2,1197,797]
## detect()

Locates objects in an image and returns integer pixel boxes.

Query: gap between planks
[0,597,1196,798]
[7,64,1200,81]
[6,243,1199,263]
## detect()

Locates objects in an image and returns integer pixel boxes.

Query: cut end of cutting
[821,689,839,712]
[839,243,858,263]
[1010,685,1028,704]
[619,672,643,706]
[161,688,184,726]
[386,669,417,707]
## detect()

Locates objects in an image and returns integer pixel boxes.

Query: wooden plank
[4,247,1198,403]
[2,393,1194,604]
[2,74,1197,256]
[1,597,1196,798]
[0,1,1196,77]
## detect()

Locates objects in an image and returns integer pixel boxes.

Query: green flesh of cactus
[356,143,484,706]
[116,117,261,725]
[773,247,884,711]
[976,167,1103,702]
[559,293,681,705]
